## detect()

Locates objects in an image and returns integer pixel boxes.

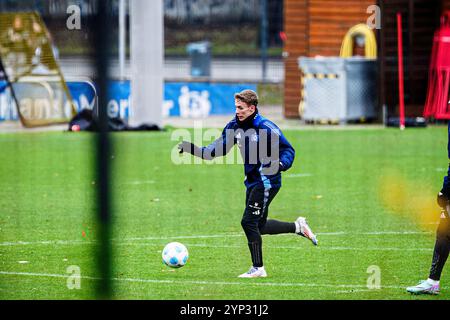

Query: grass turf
[0,126,449,300]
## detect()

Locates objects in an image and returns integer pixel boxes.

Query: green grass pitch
[0,126,449,300]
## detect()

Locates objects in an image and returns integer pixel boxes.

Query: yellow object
[340,24,377,58]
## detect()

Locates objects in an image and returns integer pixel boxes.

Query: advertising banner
[0,80,256,121]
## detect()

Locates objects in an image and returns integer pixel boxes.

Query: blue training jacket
[200,112,295,189]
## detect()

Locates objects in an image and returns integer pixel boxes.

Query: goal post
[0,11,76,127]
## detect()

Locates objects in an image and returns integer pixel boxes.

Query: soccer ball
[162,242,189,268]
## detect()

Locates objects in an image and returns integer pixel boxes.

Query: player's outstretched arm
[178,121,236,160]
[178,133,235,161]
[178,141,203,158]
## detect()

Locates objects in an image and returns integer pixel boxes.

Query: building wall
[444,0,450,10]
[283,0,308,118]
[379,0,442,117]
[308,0,375,57]
[283,0,375,118]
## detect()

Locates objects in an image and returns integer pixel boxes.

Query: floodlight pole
[119,0,126,80]
[261,0,268,83]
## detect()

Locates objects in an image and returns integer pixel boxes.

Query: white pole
[118,0,126,80]
[130,0,163,127]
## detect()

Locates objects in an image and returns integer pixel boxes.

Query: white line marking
[0,240,90,246]
[285,173,313,178]
[0,230,432,247]
[123,230,431,238]
[122,180,155,185]
[116,243,434,252]
[317,232,346,235]
[315,247,432,252]
[362,231,431,235]
[335,289,378,294]
[122,233,243,241]
[0,241,433,252]
[0,271,411,290]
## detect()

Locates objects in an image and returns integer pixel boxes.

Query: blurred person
[407,123,450,295]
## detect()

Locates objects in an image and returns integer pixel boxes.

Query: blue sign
[164,82,256,117]
[67,81,97,112]
[0,80,257,121]
[67,80,131,119]
[0,81,18,121]
[105,80,131,119]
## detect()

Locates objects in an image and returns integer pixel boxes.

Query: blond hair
[234,89,258,107]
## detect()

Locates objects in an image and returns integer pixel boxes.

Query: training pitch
[0,126,449,299]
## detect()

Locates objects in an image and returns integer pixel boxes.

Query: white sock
[427,278,439,285]
[295,221,300,233]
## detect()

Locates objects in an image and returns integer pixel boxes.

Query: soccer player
[406,124,450,295]
[178,89,318,278]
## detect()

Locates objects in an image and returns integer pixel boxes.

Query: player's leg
[407,212,450,295]
[239,185,268,278]
[258,189,318,245]
[260,219,295,234]
[262,218,318,246]
[258,187,295,234]
[293,217,318,245]
[429,214,450,281]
